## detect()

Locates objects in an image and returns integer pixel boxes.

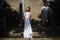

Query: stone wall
[5,0,44,20]
[24,0,44,20]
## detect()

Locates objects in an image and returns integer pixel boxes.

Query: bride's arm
[30,12,32,20]
[23,17,24,20]
[23,13,25,20]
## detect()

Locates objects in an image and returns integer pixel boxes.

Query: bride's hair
[25,7,31,12]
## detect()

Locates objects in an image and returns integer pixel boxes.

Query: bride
[23,7,33,39]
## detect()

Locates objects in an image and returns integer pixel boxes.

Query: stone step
[9,32,41,37]
[15,32,40,37]
[8,27,53,38]
[9,31,53,38]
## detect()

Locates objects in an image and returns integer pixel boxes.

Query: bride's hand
[23,17,24,20]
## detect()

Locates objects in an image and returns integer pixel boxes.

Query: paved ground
[0,38,60,40]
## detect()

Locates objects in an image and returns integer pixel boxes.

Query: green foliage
[9,30,15,37]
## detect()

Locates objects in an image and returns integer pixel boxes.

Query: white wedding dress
[23,12,32,38]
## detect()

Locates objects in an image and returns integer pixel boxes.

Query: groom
[41,2,52,26]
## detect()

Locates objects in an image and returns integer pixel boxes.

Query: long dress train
[23,12,32,38]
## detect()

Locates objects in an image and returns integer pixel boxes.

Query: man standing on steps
[41,2,52,26]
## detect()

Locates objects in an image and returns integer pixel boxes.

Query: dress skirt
[23,12,32,38]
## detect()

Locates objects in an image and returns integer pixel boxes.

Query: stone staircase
[8,24,53,38]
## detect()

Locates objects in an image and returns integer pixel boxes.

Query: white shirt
[41,6,50,14]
